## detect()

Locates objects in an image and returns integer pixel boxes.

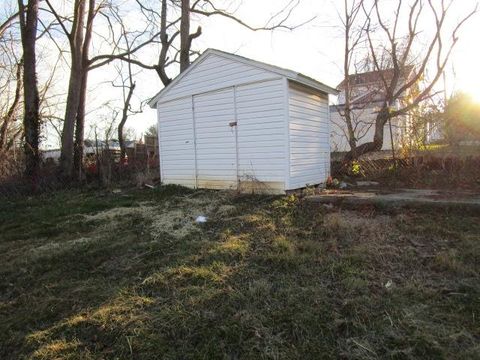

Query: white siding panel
[162,54,279,103]
[157,98,195,187]
[288,82,330,189]
[330,109,403,152]
[236,79,286,186]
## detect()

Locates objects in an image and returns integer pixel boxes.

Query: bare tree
[1,8,64,161]
[73,0,97,179]
[0,60,22,151]
[40,0,310,180]
[101,0,311,86]
[340,0,477,160]
[45,0,86,178]
[46,0,169,179]
[0,11,19,38]
[45,0,100,179]
[0,12,22,149]
[17,0,41,181]
[113,59,142,163]
[335,0,368,158]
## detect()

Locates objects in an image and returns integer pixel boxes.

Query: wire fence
[332,152,480,189]
[3,148,480,200]
[0,148,160,200]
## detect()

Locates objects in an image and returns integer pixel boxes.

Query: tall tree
[41,0,309,179]
[17,0,41,181]
[73,0,96,179]
[336,0,368,159]
[113,58,140,163]
[46,0,94,179]
[47,0,166,179]
[344,0,476,160]
[180,0,201,72]
[105,0,309,86]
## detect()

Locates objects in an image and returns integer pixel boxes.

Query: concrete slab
[306,188,480,211]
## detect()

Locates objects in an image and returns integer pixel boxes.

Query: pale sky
[4,0,478,148]
[121,0,480,140]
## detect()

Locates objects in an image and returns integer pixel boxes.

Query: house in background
[42,140,135,163]
[41,136,158,168]
[148,49,337,194]
[330,67,416,153]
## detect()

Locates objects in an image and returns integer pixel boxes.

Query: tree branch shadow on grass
[0,189,479,359]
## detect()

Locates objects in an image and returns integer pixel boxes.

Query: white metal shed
[148,49,337,194]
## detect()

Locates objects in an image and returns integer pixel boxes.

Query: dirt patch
[83,205,153,222]
[80,191,237,240]
[30,237,96,258]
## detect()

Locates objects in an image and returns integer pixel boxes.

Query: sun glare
[451,73,480,104]
[461,83,480,104]
[468,89,480,104]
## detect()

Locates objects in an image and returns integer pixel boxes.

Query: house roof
[335,66,416,108]
[336,66,415,90]
[148,48,338,108]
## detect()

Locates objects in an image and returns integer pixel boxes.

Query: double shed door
[193,87,238,189]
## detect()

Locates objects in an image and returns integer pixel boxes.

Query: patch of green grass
[0,186,479,359]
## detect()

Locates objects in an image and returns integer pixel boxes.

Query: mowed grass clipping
[0,186,479,359]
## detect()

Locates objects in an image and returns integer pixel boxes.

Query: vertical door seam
[233,86,240,190]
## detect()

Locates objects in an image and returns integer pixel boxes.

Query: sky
[119,0,480,141]
[3,0,480,148]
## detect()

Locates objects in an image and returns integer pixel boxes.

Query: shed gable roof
[148,49,337,108]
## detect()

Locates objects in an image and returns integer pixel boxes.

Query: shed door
[193,88,238,189]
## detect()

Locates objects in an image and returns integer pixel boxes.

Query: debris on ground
[195,215,208,223]
[216,205,237,217]
[307,188,480,210]
[356,181,380,187]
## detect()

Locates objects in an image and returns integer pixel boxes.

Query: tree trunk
[59,0,87,179]
[118,82,135,163]
[155,0,173,86]
[179,0,190,72]
[344,108,387,160]
[72,0,95,180]
[59,59,83,178]
[73,71,88,180]
[18,0,40,183]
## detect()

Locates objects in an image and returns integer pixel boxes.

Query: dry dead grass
[0,186,478,359]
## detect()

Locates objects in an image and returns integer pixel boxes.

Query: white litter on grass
[385,280,393,289]
[195,216,207,223]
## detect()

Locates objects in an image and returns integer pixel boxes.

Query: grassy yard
[0,186,479,359]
